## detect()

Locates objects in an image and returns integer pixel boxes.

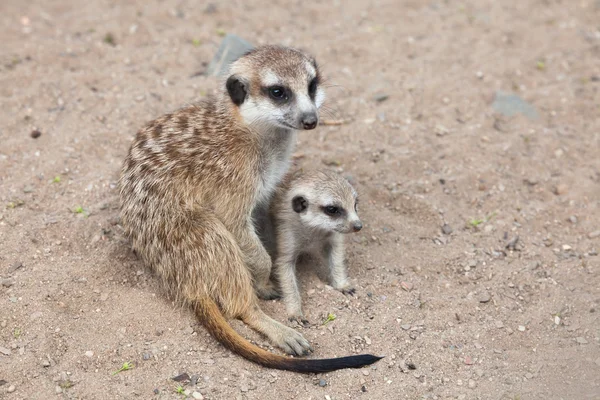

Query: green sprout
[13,328,22,338]
[175,385,185,395]
[536,60,545,71]
[73,206,89,217]
[112,361,134,375]
[468,211,497,228]
[53,176,61,183]
[103,33,116,46]
[191,38,201,47]
[216,28,226,37]
[322,313,336,325]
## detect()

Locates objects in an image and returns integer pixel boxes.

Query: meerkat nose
[352,221,363,232]
[301,113,318,130]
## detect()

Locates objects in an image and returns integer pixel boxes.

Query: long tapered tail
[194,297,383,373]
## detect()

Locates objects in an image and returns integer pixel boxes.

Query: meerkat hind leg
[241,303,312,356]
[237,222,281,300]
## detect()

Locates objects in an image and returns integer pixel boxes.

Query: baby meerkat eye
[308,77,319,100]
[268,86,288,101]
[323,205,341,216]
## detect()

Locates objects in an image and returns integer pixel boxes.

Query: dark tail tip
[282,353,384,373]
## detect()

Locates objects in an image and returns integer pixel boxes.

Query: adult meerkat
[264,170,362,324]
[119,46,381,372]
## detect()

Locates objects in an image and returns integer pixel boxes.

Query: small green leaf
[112,361,134,375]
[322,313,336,325]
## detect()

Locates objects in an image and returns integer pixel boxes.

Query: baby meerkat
[119,45,381,372]
[265,169,363,323]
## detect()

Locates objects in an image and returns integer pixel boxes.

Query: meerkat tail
[194,297,383,373]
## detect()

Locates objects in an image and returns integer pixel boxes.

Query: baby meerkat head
[225,45,325,131]
[289,170,362,234]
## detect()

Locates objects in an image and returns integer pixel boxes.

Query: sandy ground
[1,0,600,399]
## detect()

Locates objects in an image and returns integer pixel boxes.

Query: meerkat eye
[308,77,319,100]
[268,86,287,101]
[323,205,340,216]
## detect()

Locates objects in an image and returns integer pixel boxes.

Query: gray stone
[0,346,11,356]
[588,230,600,239]
[8,261,23,273]
[205,34,254,77]
[1,279,14,288]
[441,224,453,235]
[492,91,538,120]
[478,291,491,303]
[318,378,327,387]
[576,337,588,344]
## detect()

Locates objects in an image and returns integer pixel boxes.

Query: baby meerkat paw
[288,315,310,326]
[256,282,281,300]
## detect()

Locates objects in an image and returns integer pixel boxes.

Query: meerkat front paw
[275,325,313,356]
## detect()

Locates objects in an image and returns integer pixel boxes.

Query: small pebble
[441,224,453,235]
[325,395,332,400]
[495,321,504,329]
[401,324,411,330]
[85,351,94,357]
[554,316,561,325]
[318,379,327,387]
[576,337,588,344]
[373,93,389,102]
[468,379,477,389]
[0,347,11,356]
[362,370,370,376]
[192,392,204,400]
[553,184,568,195]
[518,325,526,332]
[588,230,600,239]
[478,291,491,303]
[7,385,16,393]
[42,360,50,367]
[1,279,14,288]
[525,373,533,380]
[55,386,63,394]
[30,129,42,139]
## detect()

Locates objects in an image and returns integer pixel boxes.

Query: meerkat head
[225,45,325,131]
[288,170,362,234]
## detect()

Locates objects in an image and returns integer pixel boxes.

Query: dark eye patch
[308,76,319,101]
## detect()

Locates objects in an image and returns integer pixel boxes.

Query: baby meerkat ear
[292,195,308,213]
[226,75,247,106]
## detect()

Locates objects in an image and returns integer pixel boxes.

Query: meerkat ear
[226,75,247,106]
[292,196,308,213]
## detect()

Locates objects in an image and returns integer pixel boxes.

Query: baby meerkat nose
[301,113,318,130]
[352,221,363,232]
